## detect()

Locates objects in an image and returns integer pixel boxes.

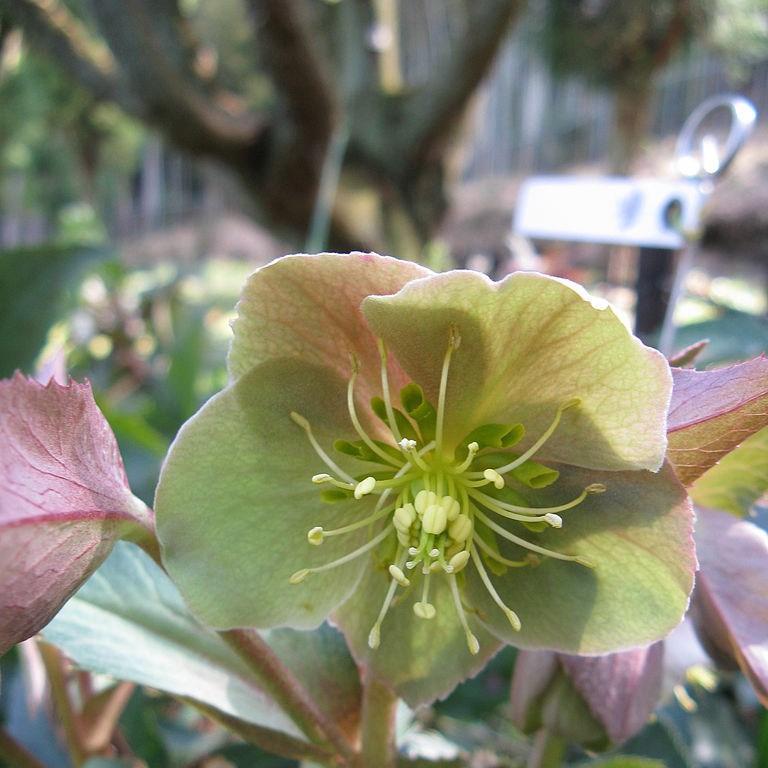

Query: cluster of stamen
[289,328,605,655]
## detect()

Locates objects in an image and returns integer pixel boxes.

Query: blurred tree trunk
[3,0,524,258]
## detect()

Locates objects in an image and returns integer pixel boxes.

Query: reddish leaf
[0,374,153,654]
[667,357,768,485]
[692,507,768,706]
[559,643,664,745]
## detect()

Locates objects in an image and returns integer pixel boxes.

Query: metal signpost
[514,94,757,353]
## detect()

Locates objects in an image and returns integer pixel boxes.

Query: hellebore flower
[155,253,696,704]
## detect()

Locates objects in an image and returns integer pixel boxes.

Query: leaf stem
[0,728,47,768]
[38,641,87,767]
[527,728,566,768]
[186,699,340,766]
[358,676,398,768]
[220,629,356,764]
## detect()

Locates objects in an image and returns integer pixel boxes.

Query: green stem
[221,629,355,764]
[186,699,339,766]
[0,728,47,768]
[358,677,398,768]
[38,642,87,767]
[527,728,566,768]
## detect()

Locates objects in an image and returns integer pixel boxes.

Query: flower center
[289,328,604,655]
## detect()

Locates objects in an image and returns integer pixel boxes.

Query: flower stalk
[358,677,398,768]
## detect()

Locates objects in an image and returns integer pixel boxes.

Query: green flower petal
[229,253,430,405]
[155,358,376,630]
[463,463,695,653]
[334,566,501,708]
[363,271,670,471]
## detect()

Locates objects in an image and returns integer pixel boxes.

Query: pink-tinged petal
[0,374,153,654]
[363,270,671,471]
[667,357,768,486]
[559,643,664,745]
[692,507,768,705]
[228,252,431,406]
[510,650,559,729]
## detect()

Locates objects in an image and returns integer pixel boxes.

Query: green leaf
[43,543,360,738]
[363,270,671,471]
[690,426,768,515]
[43,542,301,737]
[0,244,107,377]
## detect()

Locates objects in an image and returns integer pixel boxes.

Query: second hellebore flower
[155,253,695,702]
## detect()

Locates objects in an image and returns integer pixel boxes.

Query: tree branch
[0,0,126,105]
[249,0,339,143]
[399,0,523,167]
[87,0,261,157]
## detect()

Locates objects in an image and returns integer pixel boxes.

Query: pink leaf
[667,357,768,485]
[0,374,153,654]
[693,507,768,706]
[559,643,664,745]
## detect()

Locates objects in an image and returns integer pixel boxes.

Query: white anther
[465,632,480,655]
[394,504,416,531]
[467,441,479,453]
[586,483,607,494]
[422,504,448,535]
[290,411,310,429]
[413,601,436,620]
[429,547,440,558]
[544,513,563,528]
[414,490,438,516]
[388,564,410,587]
[483,468,505,489]
[408,546,420,555]
[504,608,522,631]
[398,438,417,452]
[289,569,310,584]
[422,564,430,575]
[312,473,332,484]
[448,550,470,573]
[448,514,473,543]
[368,626,381,649]
[405,560,417,570]
[442,496,461,522]
[354,476,377,499]
[307,526,324,545]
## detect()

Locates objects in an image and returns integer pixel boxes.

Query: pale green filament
[289,524,394,583]
[473,534,536,568]
[377,339,402,443]
[346,361,402,468]
[473,508,593,567]
[435,326,460,456]
[449,574,479,655]
[476,398,581,477]
[308,502,396,544]
[291,412,356,483]
[469,485,604,517]
[467,488,566,526]
[470,546,521,631]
